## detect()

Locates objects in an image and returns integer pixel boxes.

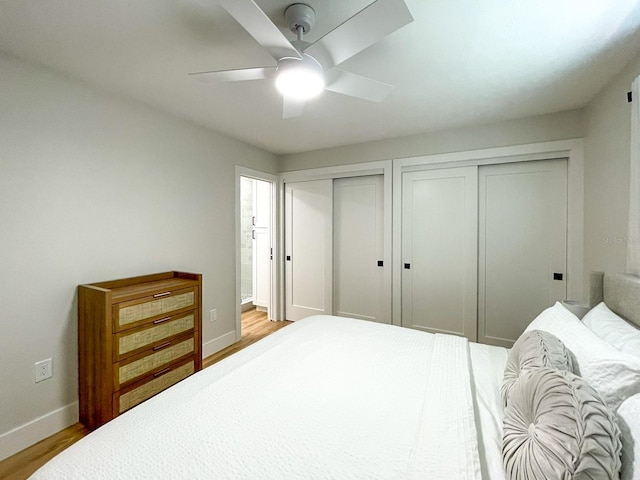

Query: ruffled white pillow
[525,302,640,412]
[503,368,622,480]
[583,302,640,358]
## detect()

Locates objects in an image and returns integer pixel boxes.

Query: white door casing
[401,167,478,339]
[285,180,333,320]
[333,175,387,323]
[235,166,279,350]
[478,159,568,347]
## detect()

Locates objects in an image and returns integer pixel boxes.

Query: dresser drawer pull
[152,341,172,351]
[153,367,172,378]
[153,291,171,298]
[153,316,172,325]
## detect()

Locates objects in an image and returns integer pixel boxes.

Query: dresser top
[80,271,201,303]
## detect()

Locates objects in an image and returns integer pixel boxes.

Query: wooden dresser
[78,271,202,430]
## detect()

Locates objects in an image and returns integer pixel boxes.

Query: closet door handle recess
[404,263,411,269]
[286,255,291,261]
[377,260,383,267]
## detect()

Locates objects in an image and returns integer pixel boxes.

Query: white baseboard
[202,330,237,359]
[0,401,78,462]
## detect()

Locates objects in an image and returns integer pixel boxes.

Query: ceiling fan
[190,0,414,118]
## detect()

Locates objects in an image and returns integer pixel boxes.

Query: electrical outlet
[209,309,217,322]
[35,358,52,383]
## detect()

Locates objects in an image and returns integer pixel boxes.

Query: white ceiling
[1,0,640,155]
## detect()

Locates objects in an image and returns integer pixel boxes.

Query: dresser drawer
[114,311,196,361]
[115,358,195,415]
[115,334,195,388]
[114,286,198,332]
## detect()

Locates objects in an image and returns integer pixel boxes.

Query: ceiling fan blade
[189,66,274,83]
[325,69,394,102]
[282,96,306,119]
[219,0,301,61]
[304,0,413,70]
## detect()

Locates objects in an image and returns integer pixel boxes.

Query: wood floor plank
[0,423,90,480]
[0,309,291,480]
[203,309,291,367]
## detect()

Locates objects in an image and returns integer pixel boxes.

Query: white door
[252,179,271,310]
[285,180,333,321]
[478,159,568,347]
[334,175,388,323]
[401,167,478,339]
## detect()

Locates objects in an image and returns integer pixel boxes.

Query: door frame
[280,160,393,323]
[235,166,280,341]
[392,139,584,326]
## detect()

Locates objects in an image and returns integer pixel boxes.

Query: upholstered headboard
[589,271,640,329]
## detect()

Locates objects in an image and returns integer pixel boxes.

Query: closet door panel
[401,167,478,339]
[334,175,387,323]
[285,180,333,320]
[478,159,568,347]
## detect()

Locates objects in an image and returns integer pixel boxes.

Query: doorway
[235,167,278,342]
[240,177,272,313]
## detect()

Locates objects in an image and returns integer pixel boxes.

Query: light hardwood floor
[0,309,291,480]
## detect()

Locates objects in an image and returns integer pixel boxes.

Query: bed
[30,273,640,479]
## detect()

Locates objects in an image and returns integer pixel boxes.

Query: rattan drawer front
[117,360,194,414]
[116,288,196,329]
[117,313,195,358]
[117,337,195,386]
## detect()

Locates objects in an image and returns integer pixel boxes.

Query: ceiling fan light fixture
[275,54,324,100]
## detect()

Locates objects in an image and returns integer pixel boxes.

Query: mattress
[31,315,508,479]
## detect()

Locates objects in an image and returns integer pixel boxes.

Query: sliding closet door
[285,180,333,321]
[478,159,567,347]
[401,167,478,339]
[334,175,388,323]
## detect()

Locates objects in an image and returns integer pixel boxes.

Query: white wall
[583,51,640,287]
[279,109,584,171]
[0,52,277,458]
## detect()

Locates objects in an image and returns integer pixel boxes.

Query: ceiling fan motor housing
[285,3,316,34]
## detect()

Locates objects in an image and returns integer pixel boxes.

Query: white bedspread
[31,316,484,480]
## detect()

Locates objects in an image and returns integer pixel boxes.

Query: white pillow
[618,394,640,480]
[583,302,640,358]
[525,302,640,412]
